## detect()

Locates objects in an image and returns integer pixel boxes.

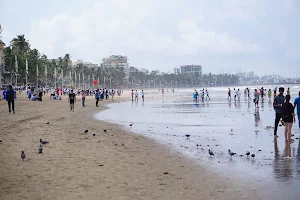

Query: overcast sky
[1,0,299,77]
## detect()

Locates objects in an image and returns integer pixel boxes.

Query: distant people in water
[254,89,259,108]
[205,89,210,101]
[228,88,231,101]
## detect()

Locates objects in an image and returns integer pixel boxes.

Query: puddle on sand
[95,87,300,199]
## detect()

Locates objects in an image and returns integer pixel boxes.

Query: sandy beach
[0,91,269,200]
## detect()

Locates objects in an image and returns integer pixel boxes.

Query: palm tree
[10,35,30,55]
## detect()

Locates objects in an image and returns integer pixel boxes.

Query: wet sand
[0,91,264,200]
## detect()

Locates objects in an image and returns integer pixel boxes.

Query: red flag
[93,80,98,85]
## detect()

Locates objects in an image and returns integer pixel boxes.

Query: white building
[180,65,202,76]
[102,55,130,80]
[72,59,99,68]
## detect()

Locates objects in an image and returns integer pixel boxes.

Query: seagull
[129,123,133,127]
[40,139,49,145]
[208,149,214,156]
[21,151,26,161]
[251,154,255,159]
[39,144,43,153]
[228,149,236,157]
[245,151,250,157]
[185,134,191,138]
[84,130,89,134]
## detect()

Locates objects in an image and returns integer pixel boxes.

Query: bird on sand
[84,130,89,134]
[21,151,26,161]
[185,134,191,138]
[228,149,236,157]
[39,144,43,153]
[245,151,250,157]
[251,154,255,159]
[40,139,49,145]
[208,149,214,156]
[129,123,133,127]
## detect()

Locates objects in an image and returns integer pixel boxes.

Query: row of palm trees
[3,34,239,89]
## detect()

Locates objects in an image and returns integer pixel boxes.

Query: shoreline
[0,94,266,199]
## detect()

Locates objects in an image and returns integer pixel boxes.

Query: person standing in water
[237,89,241,101]
[206,89,210,101]
[254,89,260,108]
[287,88,290,96]
[131,90,134,101]
[282,95,295,142]
[135,90,138,101]
[268,89,272,99]
[294,91,300,129]
[233,88,237,101]
[141,90,145,101]
[68,89,76,112]
[228,88,231,101]
[273,87,285,136]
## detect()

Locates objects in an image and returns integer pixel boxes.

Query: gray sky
[1,0,299,77]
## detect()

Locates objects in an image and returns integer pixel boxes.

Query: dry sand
[0,92,262,200]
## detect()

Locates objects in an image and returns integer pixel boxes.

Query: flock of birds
[20,138,49,161]
[208,149,255,159]
[184,134,256,159]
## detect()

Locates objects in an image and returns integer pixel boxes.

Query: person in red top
[56,88,59,96]
[131,90,134,101]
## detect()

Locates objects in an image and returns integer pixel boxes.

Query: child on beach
[206,89,210,101]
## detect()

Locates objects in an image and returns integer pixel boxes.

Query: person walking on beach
[135,90,138,101]
[6,85,15,114]
[141,90,145,101]
[254,89,260,108]
[282,95,296,142]
[287,88,290,96]
[68,89,76,112]
[131,90,134,101]
[95,89,100,107]
[81,90,86,107]
[273,87,285,136]
[294,91,300,129]
[233,88,237,101]
[228,88,231,101]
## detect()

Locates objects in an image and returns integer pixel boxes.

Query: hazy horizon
[1,0,299,77]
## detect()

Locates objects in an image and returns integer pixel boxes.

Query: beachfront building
[72,59,99,68]
[102,55,130,80]
[180,65,202,76]
[0,41,5,86]
[174,68,180,75]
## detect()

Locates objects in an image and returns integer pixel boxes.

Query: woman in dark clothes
[282,95,296,142]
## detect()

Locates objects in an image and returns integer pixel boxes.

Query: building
[102,55,130,80]
[102,55,129,68]
[72,59,99,68]
[174,68,180,75]
[180,65,202,76]
[0,41,5,86]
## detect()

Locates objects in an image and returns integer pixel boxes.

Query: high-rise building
[72,59,99,68]
[102,55,130,80]
[180,65,202,76]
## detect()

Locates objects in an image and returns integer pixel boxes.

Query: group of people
[131,90,145,101]
[273,87,300,143]
[193,89,210,101]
